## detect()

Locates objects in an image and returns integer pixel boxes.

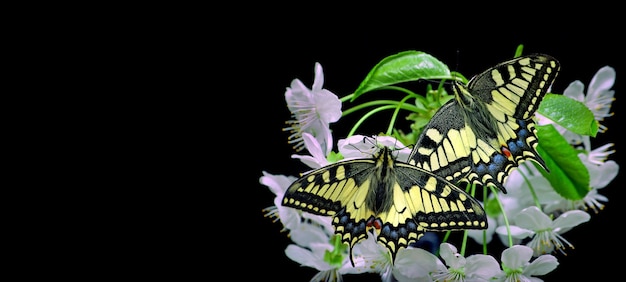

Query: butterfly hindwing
[408,54,560,193]
[282,145,487,264]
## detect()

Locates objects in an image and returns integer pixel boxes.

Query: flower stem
[491,186,514,247]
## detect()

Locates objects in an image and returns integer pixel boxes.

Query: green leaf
[538,94,598,137]
[352,51,451,101]
[535,124,590,200]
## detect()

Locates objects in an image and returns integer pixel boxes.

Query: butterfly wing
[282,147,487,264]
[282,157,378,253]
[375,161,486,259]
[468,54,560,120]
[407,101,474,184]
[409,54,560,193]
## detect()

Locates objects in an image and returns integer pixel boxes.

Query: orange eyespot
[501,146,512,158]
[367,217,383,230]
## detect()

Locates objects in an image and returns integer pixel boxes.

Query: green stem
[347,105,400,137]
[385,95,414,136]
[520,162,542,211]
[491,186,513,247]
[482,185,488,255]
[339,93,354,103]
[342,100,420,118]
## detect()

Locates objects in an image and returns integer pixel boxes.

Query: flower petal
[465,254,502,280]
[514,206,552,230]
[439,243,464,269]
[285,244,332,271]
[501,245,533,269]
[587,66,616,99]
[315,89,342,124]
[260,171,296,196]
[495,225,534,239]
[552,210,590,230]
[563,80,585,102]
[392,248,441,281]
[291,132,329,169]
[312,62,324,91]
[338,135,376,159]
[590,160,619,189]
[522,254,559,276]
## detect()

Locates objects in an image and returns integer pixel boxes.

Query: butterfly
[408,54,560,193]
[282,140,487,265]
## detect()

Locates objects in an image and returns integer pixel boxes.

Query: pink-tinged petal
[588,66,616,98]
[338,135,375,160]
[312,62,325,91]
[291,155,322,170]
[562,80,585,102]
[465,254,502,279]
[552,210,590,230]
[514,206,552,230]
[375,136,411,161]
[315,89,342,124]
[501,245,533,269]
[285,78,311,106]
[291,132,328,169]
[495,225,534,239]
[302,132,326,160]
[523,254,559,276]
[260,171,296,196]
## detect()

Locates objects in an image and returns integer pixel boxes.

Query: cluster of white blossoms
[260,55,617,281]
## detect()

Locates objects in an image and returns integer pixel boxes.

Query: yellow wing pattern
[408,54,560,193]
[282,146,487,264]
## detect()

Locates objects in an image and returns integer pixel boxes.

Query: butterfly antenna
[453,49,461,83]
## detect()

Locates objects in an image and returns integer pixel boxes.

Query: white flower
[284,62,342,155]
[392,246,444,282]
[337,135,411,162]
[431,243,501,282]
[494,245,559,282]
[259,171,301,231]
[285,226,351,282]
[342,232,395,281]
[259,171,333,233]
[496,206,590,256]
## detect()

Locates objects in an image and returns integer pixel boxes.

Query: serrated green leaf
[352,51,451,101]
[538,94,598,137]
[536,124,590,200]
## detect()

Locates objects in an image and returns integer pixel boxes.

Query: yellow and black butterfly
[408,54,560,193]
[282,141,487,264]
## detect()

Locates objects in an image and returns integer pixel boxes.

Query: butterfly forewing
[408,54,560,193]
[468,54,560,120]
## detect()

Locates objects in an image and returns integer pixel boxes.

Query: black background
[230,17,622,281]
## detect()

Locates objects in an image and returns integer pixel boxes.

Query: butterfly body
[282,144,486,264]
[408,54,560,193]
